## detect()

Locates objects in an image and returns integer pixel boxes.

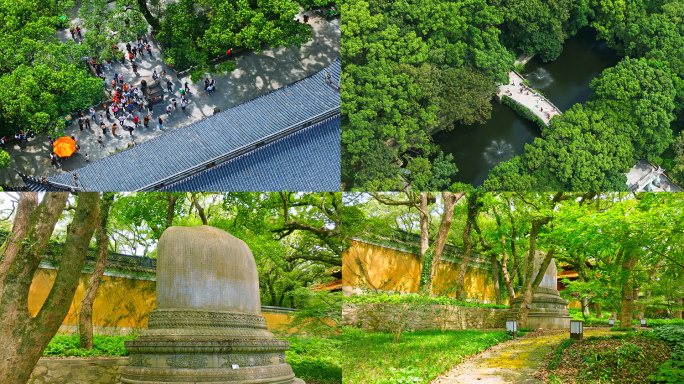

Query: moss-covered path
[431,329,615,384]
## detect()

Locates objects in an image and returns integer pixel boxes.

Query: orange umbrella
[53,137,77,158]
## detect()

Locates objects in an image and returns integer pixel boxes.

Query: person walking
[152,70,158,80]
[132,115,139,127]
[143,114,150,128]
[181,100,187,112]
[99,114,104,125]
[97,136,104,146]
[78,118,84,131]
[204,78,209,91]
[101,123,107,135]
[111,123,118,135]
[172,98,178,110]
[119,74,124,84]
[90,107,96,120]
[184,81,190,93]
[166,104,172,116]
[146,44,152,56]
[85,153,90,162]
[126,125,134,136]
[166,80,173,93]
[84,118,91,130]
[158,116,163,130]
[126,42,131,53]
[132,62,138,75]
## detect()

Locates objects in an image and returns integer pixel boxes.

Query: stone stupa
[507,251,572,330]
[121,225,304,384]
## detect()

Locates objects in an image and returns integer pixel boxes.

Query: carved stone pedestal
[507,251,572,330]
[120,226,304,384]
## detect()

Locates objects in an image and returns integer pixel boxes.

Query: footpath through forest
[432,329,615,384]
[2,6,340,188]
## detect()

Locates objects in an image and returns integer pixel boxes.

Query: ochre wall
[343,240,421,293]
[342,240,498,302]
[29,268,297,332]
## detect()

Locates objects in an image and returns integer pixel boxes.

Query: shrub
[501,95,547,130]
[649,325,684,383]
[286,336,342,384]
[43,335,135,357]
[346,293,508,309]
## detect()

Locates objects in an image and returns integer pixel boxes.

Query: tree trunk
[136,0,161,32]
[455,193,480,298]
[516,247,556,328]
[675,297,683,320]
[192,194,208,225]
[419,192,429,263]
[79,193,115,349]
[0,192,100,384]
[500,236,516,300]
[595,302,603,318]
[619,254,637,328]
[0,193,39,299]
[491,253,501,305]
[166,194,178,228]
[429,192,465,294]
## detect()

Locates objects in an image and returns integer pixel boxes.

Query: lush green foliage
[284,289,342,336]
[285,336,342,384]
[500,95,546,130]
[0,0,104,137]
[341,327,510,383]
[650,325,684,383]
[346,293,508,309]
[43,335,136,357]
[341,0,508,190]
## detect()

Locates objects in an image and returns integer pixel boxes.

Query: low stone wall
[343,303,508,332]
[28,357,129,384]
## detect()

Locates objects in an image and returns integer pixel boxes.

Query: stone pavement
[2,7,340,189]
[432,329,615,384]
[498,71,562,127]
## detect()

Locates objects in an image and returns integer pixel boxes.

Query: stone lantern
[121,225,304,384]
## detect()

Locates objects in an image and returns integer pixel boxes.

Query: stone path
[498,72,562,127]
[432,329,615,384]
[2,6,340,189]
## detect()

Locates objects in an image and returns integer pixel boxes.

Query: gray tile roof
[47,58,341,191]
[159,114,340,191]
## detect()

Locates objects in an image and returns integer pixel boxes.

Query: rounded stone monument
[121,225,304,384]
[507,251,572,330]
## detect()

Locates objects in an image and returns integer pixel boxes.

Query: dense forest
[341,0,684,191]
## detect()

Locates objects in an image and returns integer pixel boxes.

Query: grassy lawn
[341,327,510,384]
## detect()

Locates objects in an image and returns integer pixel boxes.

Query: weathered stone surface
[507,252,572,330]
[343,304,509,331]
[121,225,302,384]
[27,358,128,384]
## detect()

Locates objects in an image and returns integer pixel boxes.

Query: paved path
[498,72,562,127]
[2,7,340,189]
[432,329,615,384]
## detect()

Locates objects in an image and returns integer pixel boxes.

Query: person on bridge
[144,114,150,128]
[167,80,173,93]
[158,116,163,130]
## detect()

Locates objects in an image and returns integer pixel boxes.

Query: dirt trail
[432,329,615,384]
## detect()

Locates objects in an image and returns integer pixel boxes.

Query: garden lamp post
[506,320,517,338]
[641,319,646,326]
[609,319,614,326]
[570,320,583,340]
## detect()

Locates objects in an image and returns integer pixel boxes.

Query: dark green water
[433,28,620,186]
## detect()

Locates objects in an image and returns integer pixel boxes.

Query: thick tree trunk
[675,297,683,320]
[0,192,100,384]
[429,192,465,294]
[455,193,479,298]
[79,194,115,349]
[595,302,603,318]
[619,254,637,328]
[136,0,161,32]
[192,194,208,225]
[0,193,39,299]
[166,194,178,228]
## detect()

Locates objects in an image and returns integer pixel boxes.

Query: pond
[433,27,620,186]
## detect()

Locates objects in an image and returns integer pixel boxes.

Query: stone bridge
[496,70,562,126]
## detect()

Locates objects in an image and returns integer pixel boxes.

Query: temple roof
[24,58,340,191]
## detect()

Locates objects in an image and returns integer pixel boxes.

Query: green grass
[43,335,136,357]
[567,308,684,327]
[341,327,510,384]
[345,293,509,309]
[285,336,342,384]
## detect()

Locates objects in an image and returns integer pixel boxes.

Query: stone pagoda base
[507,287,572,330]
